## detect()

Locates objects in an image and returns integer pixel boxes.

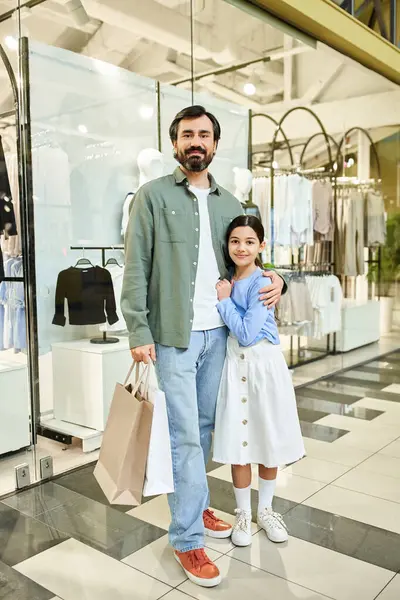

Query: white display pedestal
[52,337,132,432]
[335,300,380,352]
[0,362,31,455]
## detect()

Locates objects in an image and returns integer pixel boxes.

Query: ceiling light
[243,82,256,96]
[4,36,18,51]
[78,124,88,134]
[139,105,154,120]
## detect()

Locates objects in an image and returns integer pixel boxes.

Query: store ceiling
[0,0,398,151]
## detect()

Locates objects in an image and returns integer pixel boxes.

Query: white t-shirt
[190,185,224,331]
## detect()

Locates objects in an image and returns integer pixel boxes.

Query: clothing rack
[70,245,124,345]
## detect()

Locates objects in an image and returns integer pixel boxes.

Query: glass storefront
[0,0,398,496]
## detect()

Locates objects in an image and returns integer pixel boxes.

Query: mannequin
[121,148,164,236]
[233,167,253,203]
[233,167,261,220]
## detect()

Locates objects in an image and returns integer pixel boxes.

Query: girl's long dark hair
[225,215,265,270]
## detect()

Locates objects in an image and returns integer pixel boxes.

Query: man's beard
[174,147,214,172]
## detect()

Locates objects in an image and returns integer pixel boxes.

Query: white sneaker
[231,509,252,547]
[257,508,288,543]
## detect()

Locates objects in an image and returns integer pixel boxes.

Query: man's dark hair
[169,105,221,143]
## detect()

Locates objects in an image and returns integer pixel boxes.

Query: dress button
[241,376,247,382]
[195,228,199,232]
[172,210,176,214]
[241,397,247,404]
[195,245,198,248]
[242,419,248,425]
[195,212,199,216]
[240,354,245,360]
[242,441,248,447]
[193,262,197,266]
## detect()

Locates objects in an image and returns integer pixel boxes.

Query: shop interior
[0,0,399,496]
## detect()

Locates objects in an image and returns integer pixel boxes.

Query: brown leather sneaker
[203,508,233,539]
[174,548,221,587]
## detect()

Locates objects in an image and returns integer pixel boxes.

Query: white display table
[0,361,31,455]
[52,337,132,432]
[335,300,380,352]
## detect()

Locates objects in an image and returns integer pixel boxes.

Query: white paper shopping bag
[143,368,174,497]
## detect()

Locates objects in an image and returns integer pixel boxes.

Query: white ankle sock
[233,485,252,513]
[258,478,276,512]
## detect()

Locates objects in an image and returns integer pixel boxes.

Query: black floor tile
[285,504,400,572]
[2,482,82,517]
[331,375,386,390]
[300,421,349,443]
[33,494,166,560]
[55,464,135,513]
[0,503,68,567]
[297,407,329,423]
[207,474,297,522]
[0,560,54,600]
[296,386,361,404]
[296,396,383,421]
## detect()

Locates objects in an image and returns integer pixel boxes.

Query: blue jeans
[155,327,228,552]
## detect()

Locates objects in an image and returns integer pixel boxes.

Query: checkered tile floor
[1,351,400,599]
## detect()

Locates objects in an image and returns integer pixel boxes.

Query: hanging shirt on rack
[0,136,17,283]
[52,266,118,327]
[99,263,127,333]
[289,175,314,247]
[312,180,333,238]
[365,190,386,246]
[306,274,342,339]
[336,189,365,276]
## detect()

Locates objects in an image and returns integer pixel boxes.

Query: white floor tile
[284,457,350,483]
[162,592,197,600]
[381,384,400,394]
[332,427,400,452]
[376,575,400,600]
[355,453,400,479]
[15,538,170,600]
[304,485,400,534]
[228,531,393,600]
[334,468,400,504]
[123,534,222,587]
[379,439,400,459]
[315,414,374,433]
[303,438,372,467]
[128,494,171,530]
[179,554,331,600]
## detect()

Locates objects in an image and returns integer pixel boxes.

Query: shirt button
[195,212,199,216]
[192,282,195,285]
[242,419,248,425]
[190,298,193,302]
[241,376,247,382]
[172,211,176,215]
[242,441,248,447]
[241,397,247,404]
[193,262,197,266]
[240,353,245,360]
[195,228,199,232]
[195,245,198,249]
[190,319,193,323]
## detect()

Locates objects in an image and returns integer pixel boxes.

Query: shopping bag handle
[124,360,153,399]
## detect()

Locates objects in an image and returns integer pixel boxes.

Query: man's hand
[259,271,284,308]
[131,344,156,364]
[216,279,232,301]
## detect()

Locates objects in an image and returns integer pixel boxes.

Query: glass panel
[0,2,34,495]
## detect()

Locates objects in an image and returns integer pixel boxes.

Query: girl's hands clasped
[216,279,232,301]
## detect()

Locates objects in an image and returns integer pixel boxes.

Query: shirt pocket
[159,208,187,243]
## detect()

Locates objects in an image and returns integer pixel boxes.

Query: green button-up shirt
[121,167,283,349]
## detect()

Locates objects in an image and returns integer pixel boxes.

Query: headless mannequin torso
[121,148,164,236]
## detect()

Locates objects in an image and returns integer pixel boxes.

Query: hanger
[74,248,94,268]
[105,257,122,268]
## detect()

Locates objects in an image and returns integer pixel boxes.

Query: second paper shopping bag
[94,362,153,506]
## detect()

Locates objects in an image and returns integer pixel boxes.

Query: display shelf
[40,417,102,453]
[0,361,31,455]
[52,337,132,432]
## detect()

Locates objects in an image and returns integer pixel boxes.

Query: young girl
[214,215,305,547]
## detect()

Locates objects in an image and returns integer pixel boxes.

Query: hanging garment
[1,152,21,257]
[52,266,119,327]
[365,190,386,246]
[312,180,333,238]
[336,189,365,277]
[0,137,17,283]
[289,175,314,247]
[305,274,342,339]
[99,263,127,333]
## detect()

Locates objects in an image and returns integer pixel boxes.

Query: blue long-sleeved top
[217,267,280,347]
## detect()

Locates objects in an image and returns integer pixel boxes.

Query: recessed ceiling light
[139,105,154,120]
[243,82,256,96]
[78,124,88,134]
